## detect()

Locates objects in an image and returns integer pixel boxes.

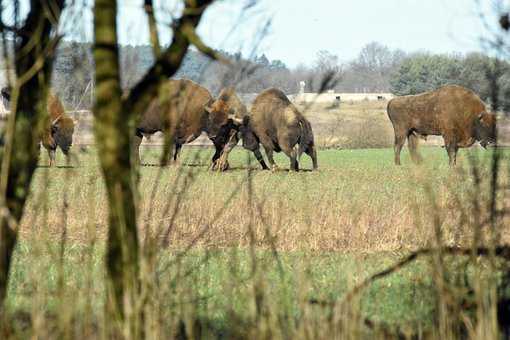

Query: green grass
[4,145,508,338]
[6,242,437,334]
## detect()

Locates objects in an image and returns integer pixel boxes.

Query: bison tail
[386,99,396,120]
[296,120,305,157]
[298,118,314,147]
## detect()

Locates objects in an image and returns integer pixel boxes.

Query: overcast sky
[60,0,505,67]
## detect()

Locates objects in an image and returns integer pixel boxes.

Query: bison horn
[229,115,243,125]
[51,115,63,126]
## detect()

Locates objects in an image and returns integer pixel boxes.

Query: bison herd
[0,81,498,170]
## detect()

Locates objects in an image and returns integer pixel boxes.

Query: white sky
[47,0,510,67]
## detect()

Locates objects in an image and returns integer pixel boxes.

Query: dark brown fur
[216,88,317,171]
[387,85,497,165]
[202,87,248,170]
[134,79,235,167]
[0,87,74,166]
[43,94,75,166]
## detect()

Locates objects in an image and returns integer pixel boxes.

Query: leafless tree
[0,0,65,313]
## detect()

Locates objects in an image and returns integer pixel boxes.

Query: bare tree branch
[181,23,230,64]
[124,0,215,118]
[144,0,161,58]
[340,246,510,306]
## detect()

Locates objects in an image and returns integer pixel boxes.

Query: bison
[208,88,318,171]
[0,87,75,166]
[387,85,497,166]
[134,79,236,169]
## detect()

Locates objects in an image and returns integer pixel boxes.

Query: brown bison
[387,85,497,166]
[0,87,75,166]
[208,88,318,171]
[134,79,236,169]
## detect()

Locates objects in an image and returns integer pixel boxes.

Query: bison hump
[257,88,290,104]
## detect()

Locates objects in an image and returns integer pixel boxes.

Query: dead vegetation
[18,147,510,253]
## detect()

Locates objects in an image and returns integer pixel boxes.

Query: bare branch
[144,0,160,58]
[340,246,510,306]
[15,34,62,88]
[124,0,215,117]
[181,24,230,64]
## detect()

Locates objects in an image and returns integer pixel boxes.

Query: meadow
[3,144,509,338]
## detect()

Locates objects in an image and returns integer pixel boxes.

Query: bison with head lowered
[207,87,317,171]
[134,79,237,170]
[1,87,74,166]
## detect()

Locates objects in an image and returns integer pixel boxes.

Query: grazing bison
[134,79,236,169]
[0,87,75,166]
[387,85,497,166]
[210,88,318,171]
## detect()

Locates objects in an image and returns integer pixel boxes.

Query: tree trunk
[92,0,215,336]
[0,0,64,313]
[93,0,141,337]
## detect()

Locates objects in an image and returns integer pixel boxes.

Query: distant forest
[52,41,510,112]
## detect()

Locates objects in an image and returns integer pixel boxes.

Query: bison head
[236,116,259,151]
[474,112,497,148]
[51,115,74,155]
[204,88,247,144]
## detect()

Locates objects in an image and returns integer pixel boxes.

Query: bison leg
[61,149,71,166]
[282,145,299,171]
[393,133,406,165]
[211,132,239,171]
[306,144,318,170]
[132,131,143,166]
[48,149,56,167]
[210,142,229,171]
[173,143,182,163]
[290,156,299,172]
[262,145,278,170]
[210,142,222,166]
[253,149,269,170]
[407,133,422,164]
[445,142,458,166]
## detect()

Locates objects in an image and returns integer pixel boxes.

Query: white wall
[290,92,394,103]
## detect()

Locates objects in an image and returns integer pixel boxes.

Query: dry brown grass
[18,146,510,253]
[3,143,509,339]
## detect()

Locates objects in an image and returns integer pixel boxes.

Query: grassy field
[25,144,510,249]
[4,145,510,338]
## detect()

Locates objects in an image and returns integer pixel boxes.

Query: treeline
[390,53,510,111]
[51,41,510,112]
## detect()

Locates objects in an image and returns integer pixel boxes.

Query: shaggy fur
[135,79,234,167]
[0,87,74,166]
[213,88,317,171]
[387,85,497,165]
[42,94,75,165]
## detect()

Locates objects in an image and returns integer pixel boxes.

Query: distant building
[290,92,394,104]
